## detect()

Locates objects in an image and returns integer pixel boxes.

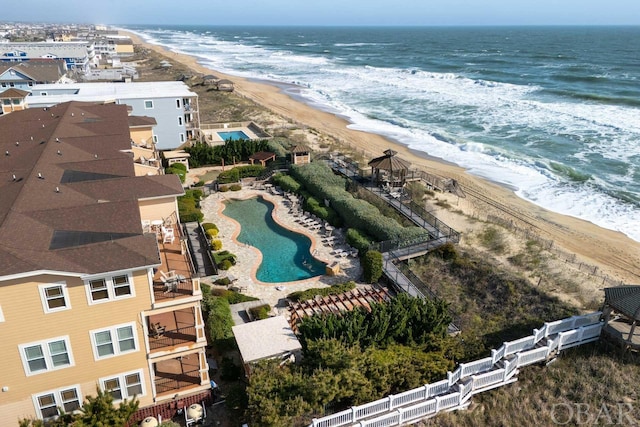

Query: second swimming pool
[222,196,326,283]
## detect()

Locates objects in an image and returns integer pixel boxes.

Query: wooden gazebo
[601,285,640,351]
[368,148,411,187]
[290,144,312,165]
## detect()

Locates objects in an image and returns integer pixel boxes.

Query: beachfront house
[25,81,200,149]
[0,102,211,426]
[0,88,29,115]
[0,60,68,91]
[0,41,96,73]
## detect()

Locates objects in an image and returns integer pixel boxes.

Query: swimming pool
[222,196,326,282]
[217,130,250,141]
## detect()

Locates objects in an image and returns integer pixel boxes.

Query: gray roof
[0,42,89,60]
[605,286,640,320]
[0,60,66,83]
[368,148,411,171]
[0,101,183,278]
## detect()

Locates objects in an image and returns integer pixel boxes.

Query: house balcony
[153,223,202,305]
[153,350,210,398]
[147,307,206,353]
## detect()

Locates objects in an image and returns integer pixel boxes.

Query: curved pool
[222,196,326,282]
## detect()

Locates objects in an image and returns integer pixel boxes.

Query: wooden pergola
[249,151,276,167]
[601,285,640,351]
[368,148,411,187]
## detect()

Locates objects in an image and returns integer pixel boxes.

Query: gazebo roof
[368,148,411,171]
[605,285,640,321]
[291,144,312,154]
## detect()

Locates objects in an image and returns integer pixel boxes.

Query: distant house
[0,88,29,115]
[0,60,68,91]
[0,41,96,73]
[162,149,191,171]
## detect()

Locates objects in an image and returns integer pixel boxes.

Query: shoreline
[121,30,640,285]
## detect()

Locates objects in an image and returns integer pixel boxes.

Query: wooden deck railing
[309,312,603,427]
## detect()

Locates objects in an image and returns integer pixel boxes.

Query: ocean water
[123,25,640,242]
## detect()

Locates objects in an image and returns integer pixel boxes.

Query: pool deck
[200,187,363,310]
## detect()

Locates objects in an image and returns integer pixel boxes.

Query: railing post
[388,394,394,411]
[352,407,357,422]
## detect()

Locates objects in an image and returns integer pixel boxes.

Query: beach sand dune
[121,31,640,298]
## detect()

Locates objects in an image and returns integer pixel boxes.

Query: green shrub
[178,190,204,223]
[213,250,237,266]
[202,223,219,231]
[214,277,231,286]
[219,259,233,270]
[219,185,230,192]
[229,184,242,191]
[193,180,205,187]
[237,164,266,178]
[249,304,271,320]
[211,239,223,251]
[166,166,186,183]
[272,173,302,193]
[218,168,240,184]
[362,250,383,283]
[169,162,187,171]
[287,281,356,302]
[206,228,219,239]
[345,228,374,254]
[210,288,259,304]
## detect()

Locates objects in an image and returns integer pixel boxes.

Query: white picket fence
[310,312,603,427]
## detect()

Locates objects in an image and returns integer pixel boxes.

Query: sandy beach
[121,30,640,294]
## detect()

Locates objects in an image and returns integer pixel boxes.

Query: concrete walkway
[200,187,363,311]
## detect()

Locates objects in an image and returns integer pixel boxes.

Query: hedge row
[178,189,203,222]
[290,163,427,242]
[218,165,266,184]
[287,281,357,302]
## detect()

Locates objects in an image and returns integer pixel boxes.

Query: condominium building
[0,102,210,425]
[26,81,200,149]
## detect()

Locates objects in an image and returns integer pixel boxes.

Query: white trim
[19,335,75,376]
[84,272,136,305]
[99,369,146,402]
[32,384,82,420]
[0,305,4,322]
[0,269,84,282]
[90,321,139,361]
[38,281,71,314]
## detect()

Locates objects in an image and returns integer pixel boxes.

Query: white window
[153,135,158,144]
[180,133,185,143]
[176,99,181,108]
[90,323,138,360]
[177,116,183,126]
[33,386,82,420]
[19,336,74,376]
[39,282,71,313]
[86,273,133,304]
[144,100,154,109]
[101,370,144,401]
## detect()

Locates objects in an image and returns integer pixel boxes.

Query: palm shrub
[362,250,383,283]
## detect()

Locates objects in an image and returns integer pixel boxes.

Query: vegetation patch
[178,189,204,222]
[287,281,356,302]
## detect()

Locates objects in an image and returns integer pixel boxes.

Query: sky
[5,0,640,26]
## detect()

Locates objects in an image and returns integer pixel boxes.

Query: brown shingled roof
[0,101,181,278]
[0,60,66,84]
[128,115,157,127]
[0,88,30,98]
